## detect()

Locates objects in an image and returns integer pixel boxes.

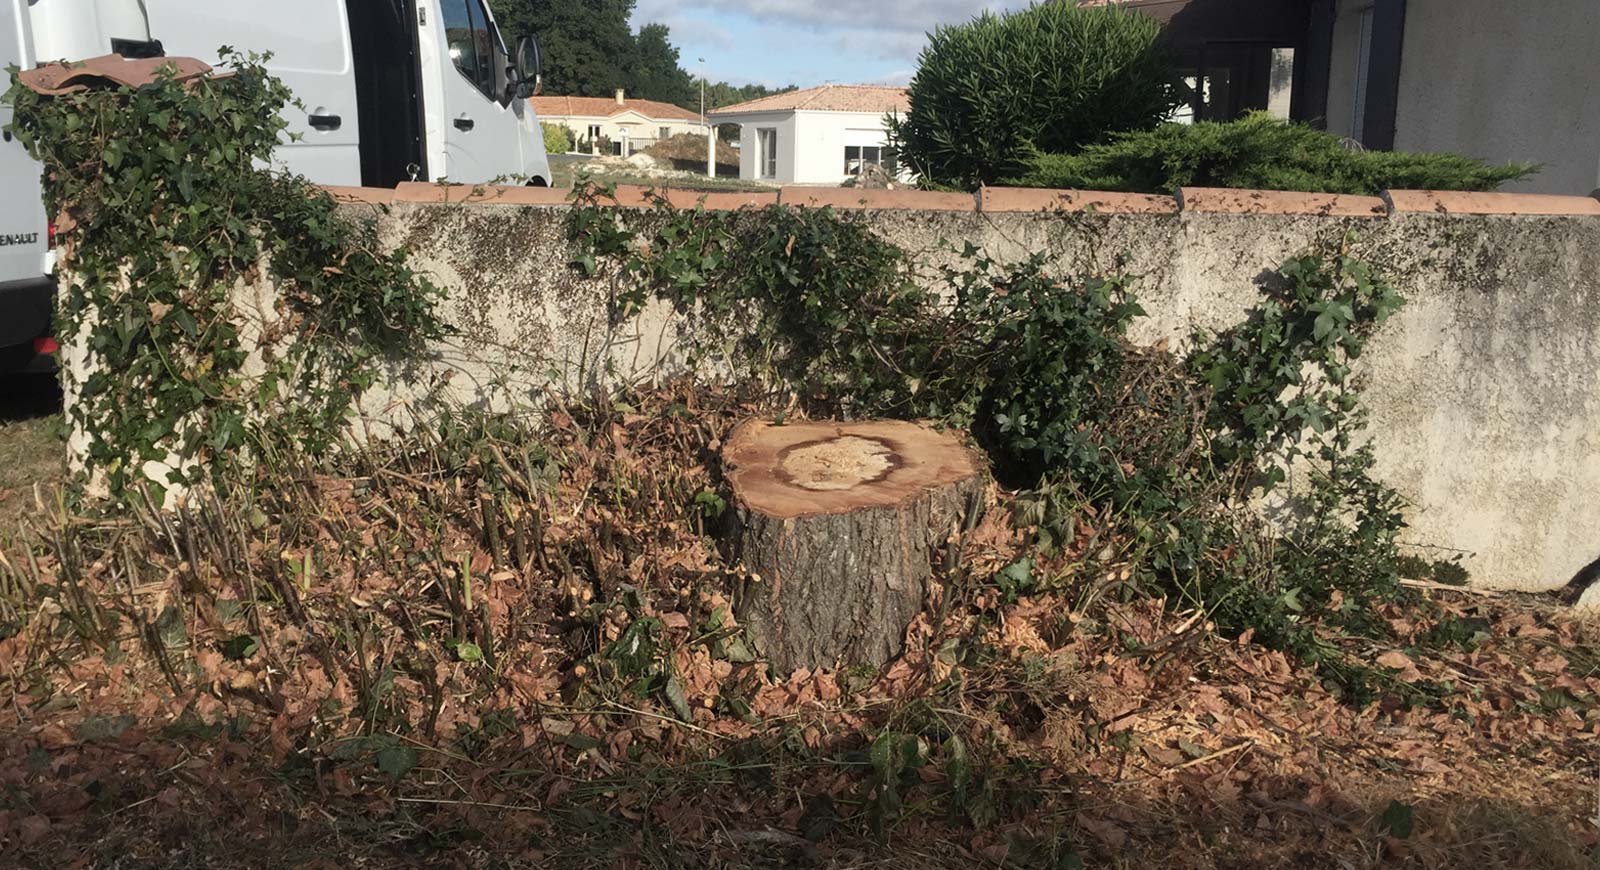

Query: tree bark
[721,419,986,673]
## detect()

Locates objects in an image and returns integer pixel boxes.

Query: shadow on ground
[0,373,63,528]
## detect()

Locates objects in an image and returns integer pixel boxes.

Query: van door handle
[308,113,342,131]
[454,117,475,131]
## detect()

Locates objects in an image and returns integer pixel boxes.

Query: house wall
[791,111,896,185]
[716,110,896,184]
[1323,0,1370,140]
[540,113,703,154]
[1389,0,1600,195]
[1324,0,1600,194]
[721,111,796,182]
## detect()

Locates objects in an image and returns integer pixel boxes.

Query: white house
[530,90,704,156]
[709,85,909,185]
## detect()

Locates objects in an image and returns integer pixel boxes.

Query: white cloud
[651,15,737,50]
[864,68,915,86]
[636,0,1007,36]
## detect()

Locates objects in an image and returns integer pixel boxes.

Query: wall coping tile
[320,185,395,205]
[392,182,573,205]
[1383,189,1600,216]
[1178,186,1387,217]
[978,186,1177,214]
[779,187,977,211]
[658,189,779,210]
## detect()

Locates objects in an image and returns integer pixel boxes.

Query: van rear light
[47,221,56,250]
[34,336,59,355]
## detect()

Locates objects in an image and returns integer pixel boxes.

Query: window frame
[844,144,884,175]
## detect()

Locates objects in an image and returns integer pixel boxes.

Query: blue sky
[631,0,1015,89]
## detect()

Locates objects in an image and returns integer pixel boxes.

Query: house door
[757,128,777,179]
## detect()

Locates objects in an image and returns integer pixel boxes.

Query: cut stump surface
[722,419,986,672]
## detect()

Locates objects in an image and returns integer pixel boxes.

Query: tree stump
[721,419,986,673]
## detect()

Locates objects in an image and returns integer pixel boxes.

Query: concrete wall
[244,183,1600,598]
[1325,0,1600,195]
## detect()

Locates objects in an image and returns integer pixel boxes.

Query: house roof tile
[709,85,910,116]
[528,95,703,123]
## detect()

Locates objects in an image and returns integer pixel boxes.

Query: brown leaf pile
[0,382,1595,869]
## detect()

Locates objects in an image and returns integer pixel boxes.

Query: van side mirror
[513,35,542,99]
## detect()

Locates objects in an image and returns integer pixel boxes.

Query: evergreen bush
[892,2,1183,189]
[1009,113,1536,194]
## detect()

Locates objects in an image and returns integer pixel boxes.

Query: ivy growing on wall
[3,52,444,504]
[569,185,1433,699]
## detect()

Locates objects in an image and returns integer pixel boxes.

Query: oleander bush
[892,2,1184,189]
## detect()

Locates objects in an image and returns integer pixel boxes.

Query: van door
[143,0,362,184]
[426,0,526,181]
[1,0,48,287]
[0,0,53,361]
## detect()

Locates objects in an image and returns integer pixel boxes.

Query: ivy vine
[568,185,1432,699]
[3,52,444,504]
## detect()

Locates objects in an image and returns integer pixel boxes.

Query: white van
[2,0,552,368]
[0,0,53,372]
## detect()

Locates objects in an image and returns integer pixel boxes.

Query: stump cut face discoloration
[722,419,986,673]
[780,435,896,491]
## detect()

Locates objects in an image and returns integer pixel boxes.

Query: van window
[442,0,496,99]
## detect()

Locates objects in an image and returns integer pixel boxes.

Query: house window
[587,124,601,140]
[844,145,885,175]
[758,128,777,179]
[441,0,497,100]
[659,126,671,140]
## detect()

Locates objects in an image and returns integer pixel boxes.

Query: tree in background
[631,23,696,108]
[491,0,638,98]
[893,3,1184,189]
[492,0,795,112]
[704,81,796,110]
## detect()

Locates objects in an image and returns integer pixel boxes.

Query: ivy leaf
[1380,799,1415,839]
[375,745,418,781]
[663,674,693,722]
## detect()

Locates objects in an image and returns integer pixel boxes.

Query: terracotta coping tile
[658,189,779,210]
[778,187,977,211]
[978,186,1176,214]
[320,185,395,205]
[1382,190,1600,216]
[1178,187,1387,217]
[559,185,778,210]
[393,182,572,205]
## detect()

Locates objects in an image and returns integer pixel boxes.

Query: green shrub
[1009,112,1536,194]
[892,2,1183,189]
[542,122,573,155]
